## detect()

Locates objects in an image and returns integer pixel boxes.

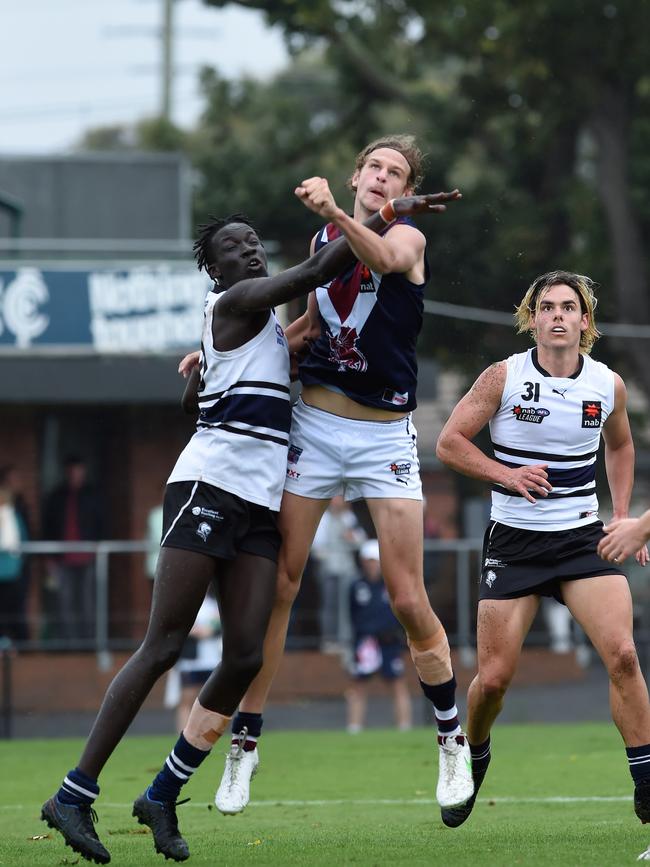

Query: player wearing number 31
[435,270,650,828]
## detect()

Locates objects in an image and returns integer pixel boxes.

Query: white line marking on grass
[4,796,633,811]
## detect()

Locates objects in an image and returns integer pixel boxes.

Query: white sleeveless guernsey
[168,291,291,511]
[489,348,615,531]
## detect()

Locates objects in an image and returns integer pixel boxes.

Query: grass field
[1,723,649,866]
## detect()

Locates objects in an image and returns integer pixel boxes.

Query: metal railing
[2,538,484,667]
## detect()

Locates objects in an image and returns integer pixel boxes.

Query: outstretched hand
[295,177,339,220]
[598,518,650,567]
[393,189,462,217]
[178,350,200,378]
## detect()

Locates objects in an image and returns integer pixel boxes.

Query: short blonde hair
[514,270,601,354]
[347,135,425,193]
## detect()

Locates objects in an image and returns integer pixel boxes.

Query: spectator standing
[311,495,366,651]
[0,469,29,641]
[346,539,412,733]
[42,456,104,642]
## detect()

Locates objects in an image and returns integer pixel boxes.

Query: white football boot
[436,733,474,808]
[214,728,259,815]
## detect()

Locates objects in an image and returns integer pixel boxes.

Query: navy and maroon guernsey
[298,217,429,413]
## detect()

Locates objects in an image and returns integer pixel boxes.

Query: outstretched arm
[436,362,552,504]
[598,512,650,565]
[599,374,648,565]
[296,177,462,275]
[221,179,461,314]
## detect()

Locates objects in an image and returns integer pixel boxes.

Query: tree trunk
[590,84,650,393]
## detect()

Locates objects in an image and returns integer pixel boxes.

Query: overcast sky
[0,0,289,154]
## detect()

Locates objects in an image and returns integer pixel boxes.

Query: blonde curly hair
[514,270,601,355]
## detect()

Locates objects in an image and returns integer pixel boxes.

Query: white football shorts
[284,397,422,502]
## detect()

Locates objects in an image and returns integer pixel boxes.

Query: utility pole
[161,0,174,120]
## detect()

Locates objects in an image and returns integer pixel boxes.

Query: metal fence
[4,536,639,670]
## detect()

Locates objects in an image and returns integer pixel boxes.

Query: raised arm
[300,182,462,275]
[221,180,461,315]
[436,362,552,504]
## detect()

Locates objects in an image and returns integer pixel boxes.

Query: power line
[423,299,650,339]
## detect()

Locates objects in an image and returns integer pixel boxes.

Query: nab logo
[581,401,602,428]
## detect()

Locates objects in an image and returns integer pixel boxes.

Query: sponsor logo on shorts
[511,405,550,423]
[286,468,301,479]
[581,400,602,427]
[191,506,224,521]
[382,388,409,406]
[287,444,303,465]
[484,570,497,588]
[390,462,411,486]
[484,557,505,568]
[196,522,212,542]
[579,510,597,520]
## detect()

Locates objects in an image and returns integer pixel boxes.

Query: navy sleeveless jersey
[298,217,428,412]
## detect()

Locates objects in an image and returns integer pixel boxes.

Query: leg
[562,574,650,824]
[443,594,539,829]
[562,575,650,746]
[367,497,472,808]
[79,547,215,778]
[196,551,278,717]
[239,491,329,712]
[366,498,438,640]
[467,596,539,743]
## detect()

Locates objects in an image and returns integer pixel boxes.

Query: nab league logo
[511,405,550,424]
[327,326,368,373]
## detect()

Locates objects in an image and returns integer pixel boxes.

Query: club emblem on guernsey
[511,405,550,424]
[582,400,602,428]
[327,326,368,373]
[196,522,212,542]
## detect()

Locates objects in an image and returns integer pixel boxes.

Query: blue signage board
[0,265,211,352]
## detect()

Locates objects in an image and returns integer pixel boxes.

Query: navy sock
[627,744,650,785]
[470,737,491,778]
[148,734,210,803]
[420,676,461,736]
[57,767,99,806]
[232,712,263,751]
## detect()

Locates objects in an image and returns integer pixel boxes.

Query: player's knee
[390,590,421,628]
[275,565,302,606]
[140,633,185,674]
[608,640,640,681]
[478,667,513,700]
[221,645,264,687]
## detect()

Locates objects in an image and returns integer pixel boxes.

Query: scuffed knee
[608,640,640,683]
